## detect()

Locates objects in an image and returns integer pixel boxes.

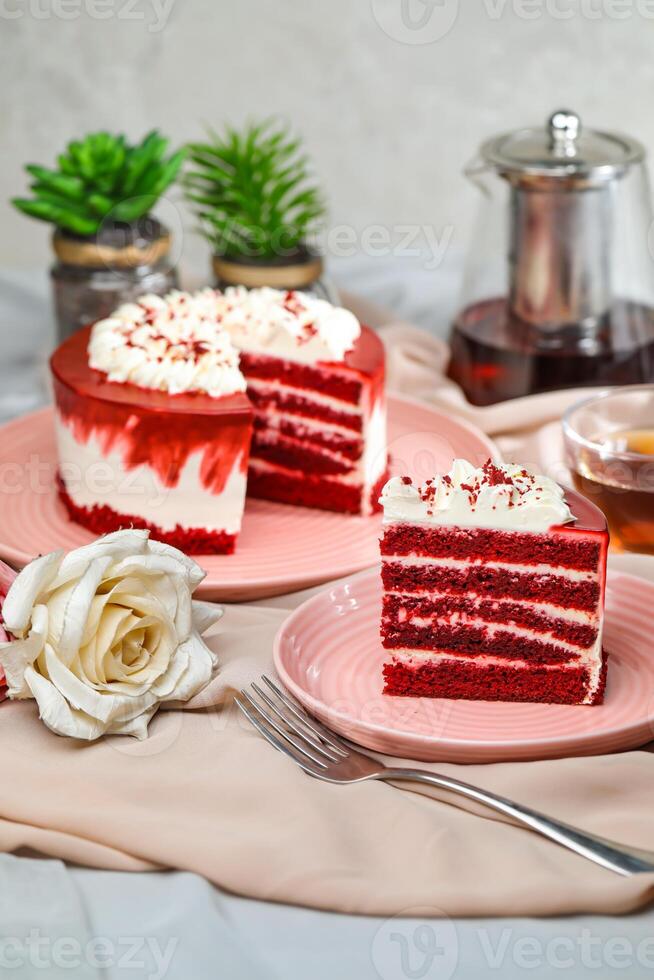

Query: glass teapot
[448,110,654,405]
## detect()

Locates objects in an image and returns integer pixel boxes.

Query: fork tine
[250,682,342,763]
[262,675,349,757]
[234,696,324,776]
[239,691,331,769]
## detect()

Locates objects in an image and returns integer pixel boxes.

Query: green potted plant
[12,130,185,340]
[184,119,333,298]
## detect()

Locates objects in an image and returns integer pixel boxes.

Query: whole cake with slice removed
[50,287,388,555]
[379,460,609,705]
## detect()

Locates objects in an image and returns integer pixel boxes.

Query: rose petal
[56,556,113,666]
[146,539,205,588]
[191,600,223,635]
[44,644,120,723]
[109,560,193,637]
[106,703,159,740]
[49,530,150,591]
[2,551,62,634]
[148,639,190,699]
[25,667,109,740]
[161,632,218,704]
[0,604,48,697]
[38,650,161,732]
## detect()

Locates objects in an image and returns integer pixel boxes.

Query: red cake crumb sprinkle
[482,460,513,486]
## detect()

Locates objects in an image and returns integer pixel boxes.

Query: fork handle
[382,768,654,877]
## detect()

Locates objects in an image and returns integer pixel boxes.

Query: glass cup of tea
[563,385,654,554]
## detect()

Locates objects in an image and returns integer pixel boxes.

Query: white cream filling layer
[55,416,247,534]
[382,555,598,583]
[383,590,597,625]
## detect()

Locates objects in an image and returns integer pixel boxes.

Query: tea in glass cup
[563,386,654,554]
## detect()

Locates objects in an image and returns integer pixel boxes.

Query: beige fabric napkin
[1,597,653,917]
[2,310,654,916]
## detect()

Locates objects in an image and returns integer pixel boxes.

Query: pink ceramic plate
[274,569,654,763]
[0,396,495,601]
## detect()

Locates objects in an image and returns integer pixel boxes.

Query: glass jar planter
[51,217,177,341]
[212,248,338,302]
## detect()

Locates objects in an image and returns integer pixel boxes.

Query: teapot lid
[481,110,645,183]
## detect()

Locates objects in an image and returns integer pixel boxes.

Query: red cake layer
[251,433,352,476]
[240,352,362,404]
[253,416,363,461]
[248,386,363,433]
[383,653,608,705]
[248,467,388,515]
[382,561,600,612]
[381,524,602,572]
[382,626,579,664]
[57,476,236,554]
[382,593,598,648]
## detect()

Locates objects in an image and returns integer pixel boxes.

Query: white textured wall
[3,0,654,279]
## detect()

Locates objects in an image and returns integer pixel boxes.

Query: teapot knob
[549,109,581,157]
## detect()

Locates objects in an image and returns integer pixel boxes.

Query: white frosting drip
[215,286,361,364]
[88,291,246,398]
[380,460,574,532]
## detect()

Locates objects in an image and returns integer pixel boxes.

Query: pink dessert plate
[274,568,654,763]
[0,396,496,601]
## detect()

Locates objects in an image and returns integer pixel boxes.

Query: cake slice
[216,286,388,515]
[379,460,609,705]
[51,291,253,554]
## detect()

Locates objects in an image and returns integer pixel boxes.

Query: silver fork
[235,676,654,877]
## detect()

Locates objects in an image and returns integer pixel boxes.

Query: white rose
[0,530,221,741]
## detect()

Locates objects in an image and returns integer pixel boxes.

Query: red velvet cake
[217,287,388,515]
[51,292,253,554]
[379,460,609,705]
[50,287,388,554]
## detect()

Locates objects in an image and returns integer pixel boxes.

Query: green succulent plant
[184,119,326,260]
[12,130,185,237]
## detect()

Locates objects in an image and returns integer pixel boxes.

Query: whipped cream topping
[380,459,575,532]
[88,291,246,398]
[214,286,361,364]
